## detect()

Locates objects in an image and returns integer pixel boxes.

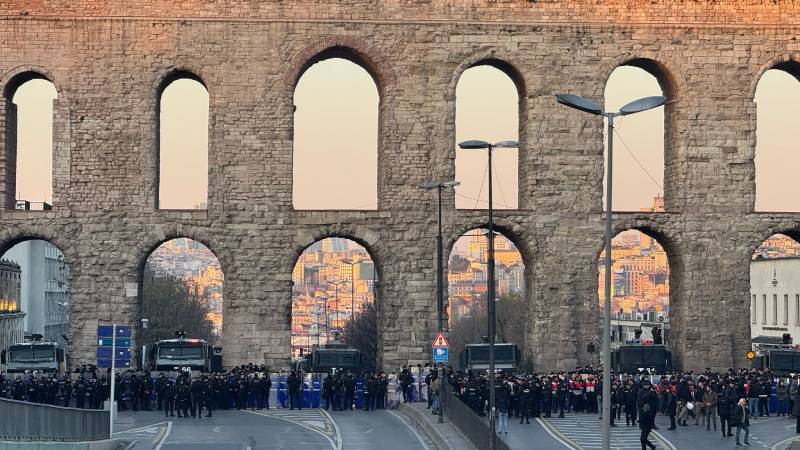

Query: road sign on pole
[432,331,449,363]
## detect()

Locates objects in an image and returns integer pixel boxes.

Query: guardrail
[0,397,110,441]
[442,383,510,450]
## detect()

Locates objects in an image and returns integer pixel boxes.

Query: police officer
[262,373,272,410]
[202,375,213,418]
[323,373,334,410]
[190,375,205,418]
[556,376,569,418]
[163,377,176,417]
[519,378,532,424]
[74,378,87,408]
[249,373,262,410]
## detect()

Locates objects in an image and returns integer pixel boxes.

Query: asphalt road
[114,407,430,450]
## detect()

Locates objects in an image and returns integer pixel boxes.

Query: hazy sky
[12,61,798,212]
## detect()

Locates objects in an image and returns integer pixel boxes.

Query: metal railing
[0,397,110,441]
[442,384,510,450]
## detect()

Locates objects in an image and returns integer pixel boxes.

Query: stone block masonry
[0,1,797,371]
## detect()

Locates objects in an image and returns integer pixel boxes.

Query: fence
[0,397,110,441]
[442,384,511,450]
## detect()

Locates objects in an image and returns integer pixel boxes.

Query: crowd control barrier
[0,397,110,441]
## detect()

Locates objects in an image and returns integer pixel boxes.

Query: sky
[11,60,800,212]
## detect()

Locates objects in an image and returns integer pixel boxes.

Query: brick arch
[446,52,528,206]
[287,37,395,96]
[0,230,74,270]
[130,228,228,279]
[600,54,682,101]
[746,225,800,259]
[749,55,800,100]
[1,65,63,100]
[154,68,209,97]
[445,217,536,269]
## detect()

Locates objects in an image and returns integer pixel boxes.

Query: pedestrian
[793,387,800,433]
[777,380,789,417]
[639,403,656,450]
[497,381,509,435]
[732,397,751,446]
[702,381,717,431]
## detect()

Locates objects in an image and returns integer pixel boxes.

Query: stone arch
[751,59,800,212]
[0,233,72,353]
[287,227,386,367]
[154,69,210,210]
[749,55,800,101]
[132,228,227,279]
[601,56,678,212]
[289,41,383,210]
[287,37,394,96]
[450,53,527,209]
[1,67,63,210]
[594,221,684,367]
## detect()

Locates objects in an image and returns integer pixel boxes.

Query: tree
[449,254,470,273]
[340,302,378,372]
[140,267,216,347]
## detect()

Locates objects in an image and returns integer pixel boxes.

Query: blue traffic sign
[97,338,131,348]
[96,347,131,359]
[96,359,131,369]
[97,325,131,338]
[433,347,448,363]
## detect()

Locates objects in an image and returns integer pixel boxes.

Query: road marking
[772,434,800,450]
[535,418,576,449]
[319,408,343,450]
[244,409,340,450]
[387,409,430,449]
[114,421,169,436]
[153,421,172,450]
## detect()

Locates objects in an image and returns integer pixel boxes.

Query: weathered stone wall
[0,1,797,371]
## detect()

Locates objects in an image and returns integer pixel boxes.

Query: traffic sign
[433,346,448,363]
[97,325,131,338]
[96,347,131,359]
[432,331,449,348]
[96,359,131,369]
[97,338,131,348]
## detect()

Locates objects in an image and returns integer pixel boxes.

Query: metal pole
[487,144,496,448]
[436,185,445,424]
[351,264,355,315]
[601,114,615,450]
[109,324,116,437]
[335,284,339,332]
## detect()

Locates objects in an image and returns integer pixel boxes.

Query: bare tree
[340,302,378,372]
[140,267,216,346]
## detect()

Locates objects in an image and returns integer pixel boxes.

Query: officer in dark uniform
[62,375,72,407]
[363,373,373,411]
[466,377,480,415]
[11,376,25,401]
[163,377,176,417]
[202,375,213,418]
[176,377,189,418]
[323,373,334,410]
[541,376,552,418]
[74,378,87,408]
[531,376,543,418]
[155,374,165,411]
[236,375,248,410]
[249,373,263,410]
[556,376,569,418]
[519,378,532,424]
[190,375,205,418]
[141,372,153,411]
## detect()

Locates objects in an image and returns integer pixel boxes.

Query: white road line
[319,408,343,450]
[772,434,800,450]
[114,421,169,435]
[535,418,576,449]
[245,409,339,450]
[153,421,172,450]
[387,409,429,449]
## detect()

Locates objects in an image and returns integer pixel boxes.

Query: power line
[612,122,664,192]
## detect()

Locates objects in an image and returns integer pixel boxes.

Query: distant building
[4,240,69,350]
[750,257,800,342]
[0,260,24,357]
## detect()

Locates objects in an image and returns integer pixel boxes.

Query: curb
[398,404,468,450]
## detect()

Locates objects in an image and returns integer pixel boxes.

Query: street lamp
[420,179,460,424]
[556,92,665,450]
[458,139,519,448]
[330,281,346,332]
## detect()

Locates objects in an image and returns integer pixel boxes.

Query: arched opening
[599,230,670,347]
[604,62,668,212]
[291,237,377,369]
[754,64,800,211]
[454,63,520,210]
[750,234,800,344]
[0,239,69,361]
[5,74,57,210]
[157,74,209,210]
[139,238,223,369]
[447,228,527,367]
[292,56,379,210]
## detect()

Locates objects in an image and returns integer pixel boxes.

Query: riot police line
[0,363,442,416]
[444,364,800,446]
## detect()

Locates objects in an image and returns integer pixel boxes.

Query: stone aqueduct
[1,0,800,371]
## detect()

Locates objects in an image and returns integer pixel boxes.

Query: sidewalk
[399,401,477,450]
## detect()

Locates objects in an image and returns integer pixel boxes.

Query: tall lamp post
[458,139,519,449]
[331,281,345,332]
[421,179,460,424]
[555,93,665,450]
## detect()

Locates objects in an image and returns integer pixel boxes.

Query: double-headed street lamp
[421,179,460,424]
[556,92,665,450]
[458,139,519,449]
